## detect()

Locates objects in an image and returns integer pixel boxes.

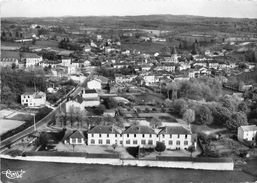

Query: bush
[126,146,139,158]
[7,149,23,157]
[155,141,166,153]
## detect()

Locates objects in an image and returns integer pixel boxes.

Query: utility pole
[33,113,37,131]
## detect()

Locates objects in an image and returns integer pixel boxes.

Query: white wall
[0,155,234,171]
[87,80,102,90]
[88,133,120,145]
[158,134,192,150]
[122,134,157,148]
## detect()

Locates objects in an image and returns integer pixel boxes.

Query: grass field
[0,119,25,136]
[1,159,256,183]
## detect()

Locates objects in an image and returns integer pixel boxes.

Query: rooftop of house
[158,126,191,135]
[93,75,109,84]
[68,130,85,139]
[1,50,20,60]
[239,125,257,132]
[22,91,46,98]
[83,89,97,94]
[88,125,121,134]
[122,125,156,135]
[21,52,41,59]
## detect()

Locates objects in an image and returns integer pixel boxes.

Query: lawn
[0,119,25,136]
[9,113,34,122]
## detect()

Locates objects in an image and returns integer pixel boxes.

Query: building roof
[93,75,109,84]
[83,89,97,94]
[158,126,191,135]
[21,52,41,59]
[68,130,85,139]
[240,125,257,132]
[1,50,20,60]
[122,125,156,134]
[88,125,121,134]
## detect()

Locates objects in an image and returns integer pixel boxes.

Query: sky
[1,0,257,18]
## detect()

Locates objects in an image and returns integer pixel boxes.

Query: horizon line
[2,13,257,20]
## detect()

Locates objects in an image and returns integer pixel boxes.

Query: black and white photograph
[0,0,257,182]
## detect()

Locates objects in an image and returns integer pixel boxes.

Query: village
[1,17,257,173]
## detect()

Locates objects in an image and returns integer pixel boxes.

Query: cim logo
[1,169,25,179]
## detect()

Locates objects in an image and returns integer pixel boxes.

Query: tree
[219,97,236,112]
[155,141,166,154]
[213,105,232,126]
[93,105,105,115]
[150,117,162,128]
[183,109,195,124]
[238,102,249,113]
[2,85,15,104]
[226,112,248,131]
[196,105,213,125]
[187,145,196,157]
[171,98,188,116]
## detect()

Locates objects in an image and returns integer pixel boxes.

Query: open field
[0,119,25,136]
[1,158,256,183]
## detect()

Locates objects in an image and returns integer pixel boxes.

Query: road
[0,84,82,150]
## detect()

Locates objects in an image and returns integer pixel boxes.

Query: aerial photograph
[0,0,257,182]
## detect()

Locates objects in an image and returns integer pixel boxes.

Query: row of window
[89,139,188,146]
[71,138,83,143]
[90,134,188,138]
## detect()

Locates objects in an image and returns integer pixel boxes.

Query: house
[158,126,192,150]
[80,89,100,107]
[66,95,86,113]
[87,125,121,145]
[154,63,176,72]
[238,125,257,143]
[87,79,102,90]
[61,58,72,66]
[115,74,137,83]
[64,130,85,145]
[22,53,43,68]
[21,91,46,107]
[70,74,87,84]
[143,75,155,85]
[0,50,20,67]
[122,125,157,148]
[84,45,91,52]
[113,63,129,69]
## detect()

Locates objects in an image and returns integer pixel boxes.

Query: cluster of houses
[64,124,194,150]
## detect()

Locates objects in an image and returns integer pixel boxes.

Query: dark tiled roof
[68,130,85,139]
[88,125,120,134]
[21,52,41,58]
[83,89,97,93]
[122,125,156,134]
[1,50,20,59]
[158,126,191,135]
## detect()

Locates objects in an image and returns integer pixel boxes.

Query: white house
[80,89,100,107]
[64,131,85,145]
[88,125,122,145]
[22,53,43,68]
[21,91,46,107]
[143,75,155,85]
[87,79,102,90]
[65,96,86,113]
[61,58,72,66]
[238,125,257,142]
[122,125,157,148]
[158,126,192,150]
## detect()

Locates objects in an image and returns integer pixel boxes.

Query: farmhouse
[158,126,192,150]
[238,125,257,143]
[21,91,46,107]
